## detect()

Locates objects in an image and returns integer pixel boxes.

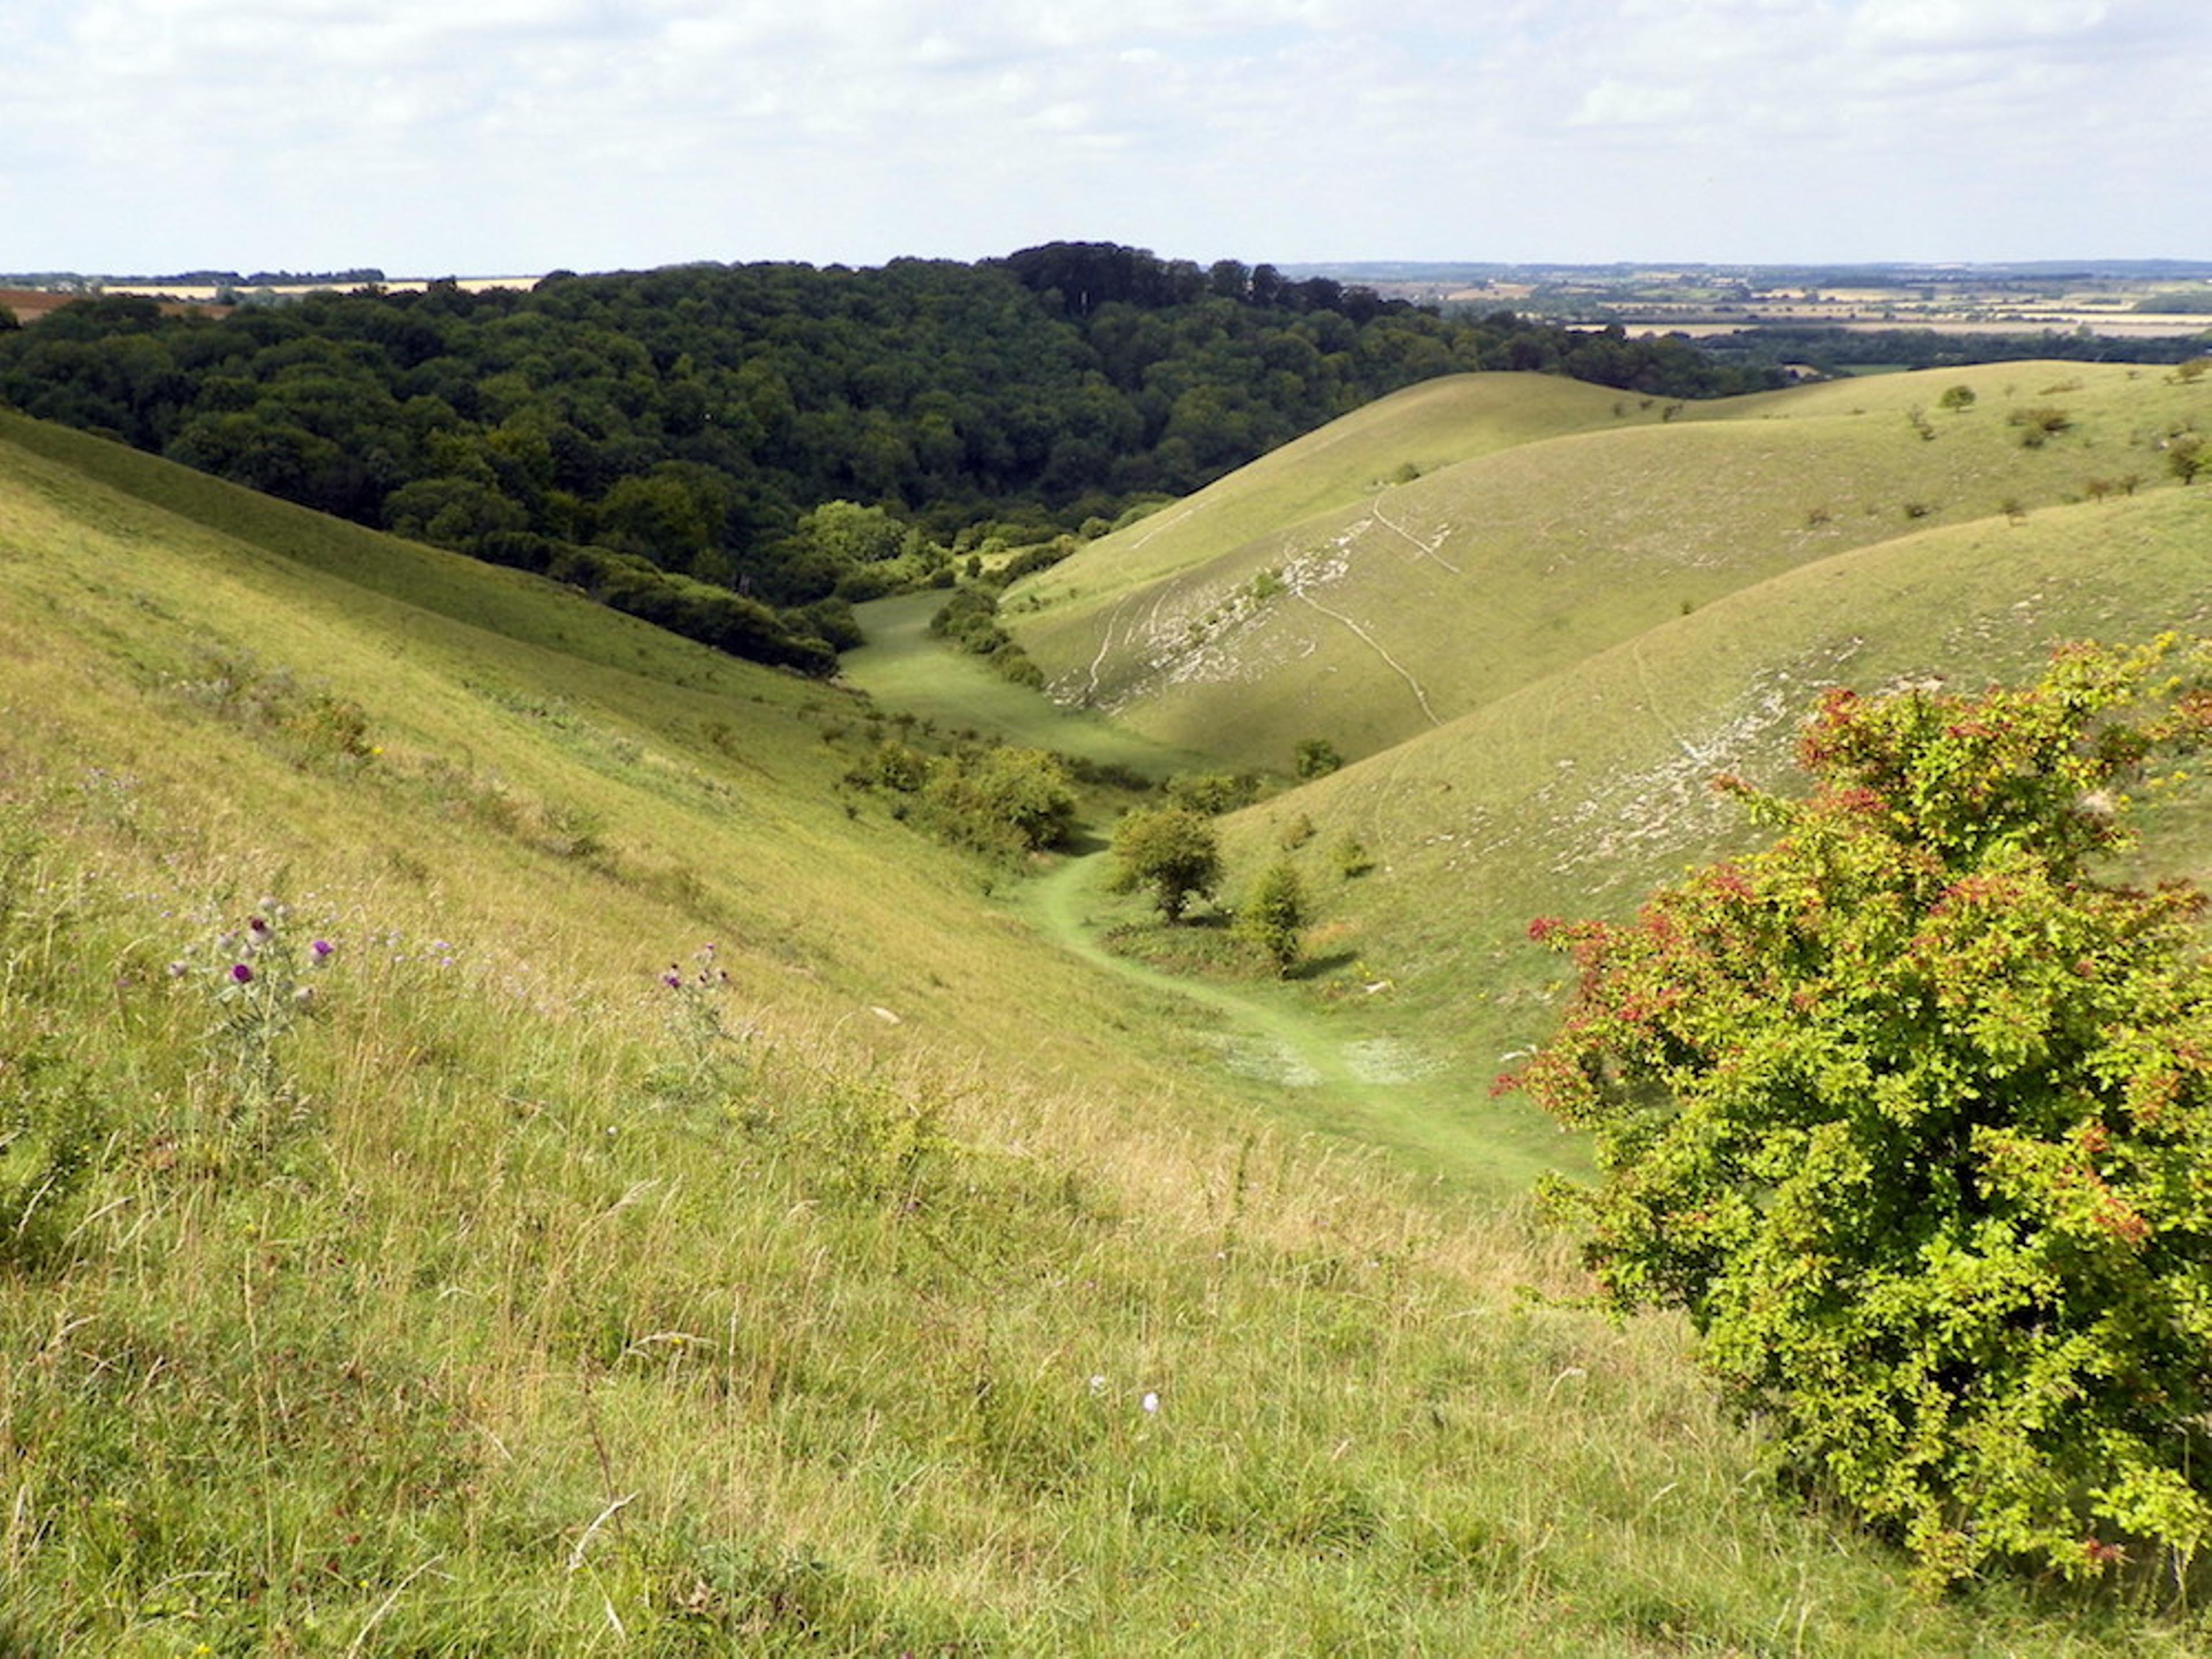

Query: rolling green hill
[1010,363,2211,775]
[2,402,2205,1651]
[1213,484,2212,1089]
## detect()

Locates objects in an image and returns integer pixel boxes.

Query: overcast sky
[7,0,2208,276]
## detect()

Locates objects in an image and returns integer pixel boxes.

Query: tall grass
[2,418,2206,1651]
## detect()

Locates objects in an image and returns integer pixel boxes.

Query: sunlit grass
[1012,362,2212,774]
[2,414,2206,1650]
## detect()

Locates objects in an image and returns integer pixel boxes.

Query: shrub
[1334,835,1374,878]
[1510,639,2212,1585]
[2168,433,2205,486]
[1107,806,1221,923]
[918,747,1076,858]
[1164,772,1260,816]
[2009,405,2073,448]
[1236,861,1306,976]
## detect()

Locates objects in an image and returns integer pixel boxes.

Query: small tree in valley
[1508,639,2212,1585]
[1107,806,1221,922]
[1237,860,1308,975]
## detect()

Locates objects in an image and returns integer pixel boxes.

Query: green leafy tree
[918,746,1075,858]
[1510,639,2212,1585]
[2168,432,2205,485]
[795,499,910,567]
[383,476,527,548]
[1237,861,1307,975]
[1107,806,1222,922]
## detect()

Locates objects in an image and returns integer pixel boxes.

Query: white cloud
[1849,0,2109,51]
[1570,79,1700,128]
[1,0,2206,271]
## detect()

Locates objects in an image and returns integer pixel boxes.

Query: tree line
[0,246,1779,670]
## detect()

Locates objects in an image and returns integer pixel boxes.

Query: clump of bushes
[930,588,1044,689]
[2009,404,2073,448]
[847,741,1075,859]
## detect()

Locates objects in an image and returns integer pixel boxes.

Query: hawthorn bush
[1237,860,1308,976]
[1107,805,1221,923]
[1512,638,2212,1585]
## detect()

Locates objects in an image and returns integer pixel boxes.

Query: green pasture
[840,590,1209,781]
[1,407,2207,1650]
[1009,362,2212,774]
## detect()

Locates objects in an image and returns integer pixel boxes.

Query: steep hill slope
[2,412,2202,1650]
[1214,484,2212,1092]
[1013,372,1657,616]
[1011,362,2210,774]
[0,411,1137,1074]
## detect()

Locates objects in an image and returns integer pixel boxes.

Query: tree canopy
[1108,805,1223,923]
[1511,639,2212,1585]
[0,250,1778,669]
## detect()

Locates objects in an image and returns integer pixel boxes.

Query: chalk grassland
[1213,484,2212,1090]
[2,418,2195,1650]
[1009,372,1652,666]
[1011,363,2211,775]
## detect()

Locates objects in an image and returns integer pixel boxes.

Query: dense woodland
[0,244,1776,669]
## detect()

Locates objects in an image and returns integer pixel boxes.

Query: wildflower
[311,940,334,960]
[231,963,255,984]
[249,916,270,936]
[1141,1392,1160,1415]
[1088,1375,1107,1395]
[293,986,316,1006]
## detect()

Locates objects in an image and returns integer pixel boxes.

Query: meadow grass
[1214,484,2212,1093]
[1012,373,1650,628]
[1008,363,2212,774]
[3,416,2209,1653]
[838,591,1212,783]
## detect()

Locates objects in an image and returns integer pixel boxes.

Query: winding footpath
[1017,851,1364,1094]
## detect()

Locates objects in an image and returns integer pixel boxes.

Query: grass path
[846,589,1570,1191]
[1013,848,1568,1193]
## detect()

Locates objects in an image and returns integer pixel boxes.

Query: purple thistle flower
[249,916,270,935]
[312,940,334,959]
[231,963,255,984]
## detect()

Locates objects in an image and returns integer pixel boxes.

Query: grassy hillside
[1010,362,2210,775]
[1215,484,2212,1096]
[1013,373,1657,618]
[2,412,2206,1652]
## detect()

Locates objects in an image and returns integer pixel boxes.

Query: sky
[6,0,2209,277]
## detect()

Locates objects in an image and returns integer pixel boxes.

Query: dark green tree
[1107,806,1222,922]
